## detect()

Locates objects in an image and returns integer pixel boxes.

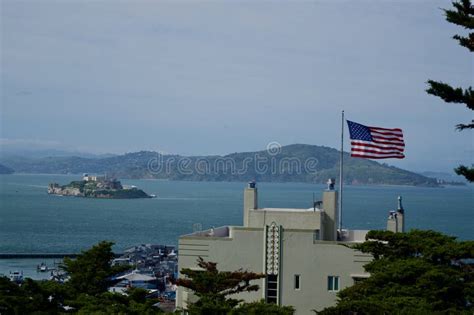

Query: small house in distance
[176,180,405,314]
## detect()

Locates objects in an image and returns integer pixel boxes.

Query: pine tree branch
[427,2,474,186]
[456,120,474,130]
[453,33,474,51]
[444,0,474,29]
[454,165,474,182]
[426,80,474,110]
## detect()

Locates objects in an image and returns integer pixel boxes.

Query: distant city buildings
[108,244,178,301]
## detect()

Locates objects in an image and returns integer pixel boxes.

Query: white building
[82,173,105,182]
[176,180,404,314]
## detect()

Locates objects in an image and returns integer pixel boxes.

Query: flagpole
[339,110,344,236]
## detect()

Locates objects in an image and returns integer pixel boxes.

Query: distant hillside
[0,163,14,174]
[1,149,117,159]
[0,144,438,187]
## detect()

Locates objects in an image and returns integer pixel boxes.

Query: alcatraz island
[48,174,154,199]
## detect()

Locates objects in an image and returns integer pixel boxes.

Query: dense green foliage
[317,230,474,314]
[66,180,86,190]
[0,277,64,314]
[426,0,474,182]
[88,187,150,199]
[177,257,294,315]
[2,144,438,186]
[62,241,127,296]
[230,300,295,315]
[82,187,150,199]
[68,288,161,315]
[0,241,164,314]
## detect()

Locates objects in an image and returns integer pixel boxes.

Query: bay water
[1,174,472,278]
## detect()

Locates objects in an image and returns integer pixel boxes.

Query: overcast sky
[1,0,472,172]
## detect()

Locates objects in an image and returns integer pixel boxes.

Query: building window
[294,274,300,290]
[327,276,339,291]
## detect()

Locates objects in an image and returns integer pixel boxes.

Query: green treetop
[62,241,125,296]
[0,241,164,314]
[177,257,294,315]
[317,230,474,314]
[426,0,474,182]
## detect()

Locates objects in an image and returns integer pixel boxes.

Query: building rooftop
[258,207,321,212]
[117,272,156,282]
[183,226,231,238]
[338,229,369,243]
[183,226,369,243]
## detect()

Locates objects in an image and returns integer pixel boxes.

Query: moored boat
[9,270,23,283]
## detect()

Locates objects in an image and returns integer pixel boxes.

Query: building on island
[176,180,406,314]
[82,173,106,182]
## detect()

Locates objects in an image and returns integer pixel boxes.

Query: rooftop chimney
[396,196,405,232]
[397,196,404,214]
[327,178,335,191]
[386,210,398,232]
[322,178,338,241]
[243,181,258,227]
[387,196,405,233]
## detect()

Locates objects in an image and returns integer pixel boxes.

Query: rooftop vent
[327,178,335,191]
[397,196,404,214]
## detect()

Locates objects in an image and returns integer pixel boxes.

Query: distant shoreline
[3,173,473,189]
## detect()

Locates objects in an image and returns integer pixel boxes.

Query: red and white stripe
[351,126,405,159]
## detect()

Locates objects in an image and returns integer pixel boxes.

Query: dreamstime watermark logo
[147,141,319,177]
[266,141,282,156]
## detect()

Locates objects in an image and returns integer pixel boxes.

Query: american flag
[347,120,405,159]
